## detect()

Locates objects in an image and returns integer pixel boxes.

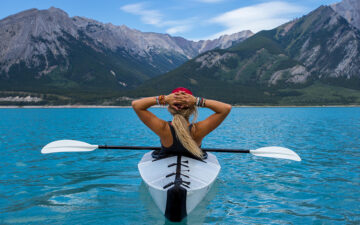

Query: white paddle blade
[41,140,98,154]
[250,146,301,161]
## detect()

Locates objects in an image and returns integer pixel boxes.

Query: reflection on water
[138,180,219,225]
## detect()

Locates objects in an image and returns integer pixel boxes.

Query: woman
[132,87,231,159]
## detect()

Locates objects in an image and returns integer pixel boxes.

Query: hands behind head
[166,91,196,111]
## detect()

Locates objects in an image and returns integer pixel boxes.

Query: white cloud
[166,25,191,35]
[121,3,163,27]
[121,3,195,35]
[208,1,306,39]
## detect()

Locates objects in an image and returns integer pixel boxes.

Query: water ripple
[0,107,359,224]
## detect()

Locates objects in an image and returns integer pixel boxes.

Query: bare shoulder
[190,123,203,145]
[192,100,231,139]
[160,122,173,147]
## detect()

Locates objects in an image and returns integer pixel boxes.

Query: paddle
[41,140,301,161]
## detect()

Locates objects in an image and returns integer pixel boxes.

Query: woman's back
[156,122,204,159]
[132,87,231,159]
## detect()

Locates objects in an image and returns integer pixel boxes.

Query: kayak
[138,151,221,222]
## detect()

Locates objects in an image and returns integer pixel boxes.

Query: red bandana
[171,87,193,95]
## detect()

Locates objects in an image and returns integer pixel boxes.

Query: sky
[0,0,340,40]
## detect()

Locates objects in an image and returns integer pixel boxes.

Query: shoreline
[0,104,359,108]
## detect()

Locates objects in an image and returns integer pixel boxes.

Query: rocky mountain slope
[273,6,360,85]
[0,7,252,91]
[331,0,360,30]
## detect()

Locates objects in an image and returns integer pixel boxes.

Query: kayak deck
[138,151,220,222]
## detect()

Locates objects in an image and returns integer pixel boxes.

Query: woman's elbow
[131,100,139,110]
[218,103,231,116]
[225,104,232,114]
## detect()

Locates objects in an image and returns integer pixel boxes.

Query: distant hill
[134,5,360,105]
[0,7,252,94]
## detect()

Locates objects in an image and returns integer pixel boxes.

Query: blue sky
[1,0,340,40]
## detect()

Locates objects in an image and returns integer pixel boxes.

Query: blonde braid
[168,106,203,158]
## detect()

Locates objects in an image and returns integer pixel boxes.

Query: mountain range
[1,0,360,105]
[133,1,360,105]
[0,7,252,94]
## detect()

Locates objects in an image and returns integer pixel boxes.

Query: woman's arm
[194,99,232,139]
[131,94,179,136]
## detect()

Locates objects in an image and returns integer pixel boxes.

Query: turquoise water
[0,107,359,224]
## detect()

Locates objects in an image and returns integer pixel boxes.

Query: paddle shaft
[98,145,250,153]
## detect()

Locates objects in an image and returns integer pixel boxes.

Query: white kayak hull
[138,151,220,222]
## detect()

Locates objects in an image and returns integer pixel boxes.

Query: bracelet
[156,96,160,105]
[157,95,166,105]
[196,97,206,107]
[202,98,206,107]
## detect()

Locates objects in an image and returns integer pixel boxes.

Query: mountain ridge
[132,4,360,105]
[0,7,253,91]
[331,0,360,30]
